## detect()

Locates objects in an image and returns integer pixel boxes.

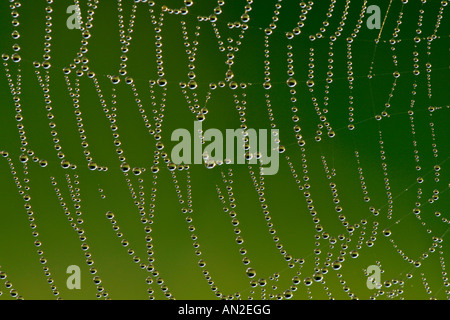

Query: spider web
[0,0,448,300]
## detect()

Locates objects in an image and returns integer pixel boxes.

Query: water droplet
[111,76,120,85]
[286,77,297,88]
[158,78,167,87]
[246,268,256,278]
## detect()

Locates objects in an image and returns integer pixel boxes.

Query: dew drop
[246,268,256,278]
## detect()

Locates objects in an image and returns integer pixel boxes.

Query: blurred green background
[0,0,448,300]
